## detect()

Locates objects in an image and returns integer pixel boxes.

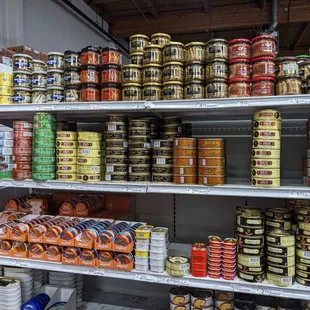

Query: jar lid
[13,87,32,91]
[185,61,204,66]
[296,55,310,59]
[33,59,46,64]
[164,41,184,47]
[13,70,32,75]
[185,80,204,85]
[229,58,251,64]
[151,33,171,39]
[163,81,183,86]
[80,65,100,71]
[102,46,120,53]
[206,38,228,44]
[143,82,162,87]
[64,50,80,55]
[252,35,275,43]
[144,44,162,49]
[32,71,47,75]
[81,83,100,89]
[277,75,301,80]
[185,42,205,47]
[47,69,64,73]
[130,52,144,56]
[65,85,80,89]
[276,56,297,62]
[122,64,142,69]
[129,34,149,40]
[228,38,251,45]
[64,67,80,72]
[13,53,33,59]
[47,86,64,90]
[122,83,142,87]
[81,46,100,53]
[102,83,122,89]
[252,77,275,82]
[143,64,162,68]
[102,64,121,70]
[252,56,275,63]
[163,61,184,66]
[47,52,64,56]
[229,78,251,83]
[206,78,228,83]
[32,88,47,92]
[206,58,228,63]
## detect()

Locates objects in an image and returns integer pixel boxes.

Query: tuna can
[56,140,77,149]
[152,165,173,174]
[174,138,196,148]
[13,170,32,180]
[105,156,128,164]
[253,109,281,120]
[266,272,293,287]
[129,119,150,128]
[298,222,310,231]
[237,214,264,227]
[266,245,295,256]
[174,175,197,184]
[173,157,197,166]
[57,165,77,173]
[198,157,225,166]
[251,177,280,187]
[57,148,77,157]
[77,165,101,174]
[105,132,127,140]
[267,264,295,277]
[129,173,151,182]
[153,148,173,157]
[237,253,264,267]
[33,164,55,173]
[191,290,213,308]
[14,163,32,171]
[77,148,101,157]
[252,120,281,131]
[105,173,128,182]
[106,148,128,156]
[36,131,56,140]
[13,147,32,155]
[215,300,234,310]
[266,253,295,266]
[78,131,102,141]
[252,139,281,149]
[153,139,174,148]
[198,167,226,176]
[105,165,127,173]
[297,214,310,224]
[105,114,126,123]
[32,172,56,181]
[252,149,280,158]
[296,268,310,279]
[105,140,128,148]
[238,235,264,246]
[78,141,101,149]
[56,173,77,181]
[198,148,225,158]
[77,173,101,182]
[237,245,264,255]
[32,156,55,164]
[56,131,77,140]
[296,263,310,272]
[33,122,57,131]
[236,225,264,236]
[34,140,56,148]
[198,176,226,185]
[57,156,76,165]
[266,231,295,246]
[265,207,292,220]
[251,168,280,178]
[237,263,264,273]
[251,158,280,168]
[198,138,224,148]
[173,166,197,175]
[266,219,291,231]
[296,234,310,244]
[129,128,150,136]
[33,147,55,156]
[237,270,265,283]
[129,156,151,165]
[152,174,173,182]
[14,129,32,139]
[163,132,181,140]
[252,130,281,140]
[128,165,150,173]
[170,287,191,305]
[153,157,173,165]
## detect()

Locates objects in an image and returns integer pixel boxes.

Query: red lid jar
[252,56,276,78]
[229,78,251,97]
[251,35,276,58]
[251,77,275,97]
[228,38,251,60]
[229,58,250,79]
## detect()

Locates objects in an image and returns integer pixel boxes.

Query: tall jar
[251,35,275,58]
[228,59,250,79]
[205,39,228,61]
[252,57,276,78]
[163,62,184,82]
[185,62,205,82]
[228,38,251,60]
[142,64,162,84]
[163,42,185,63]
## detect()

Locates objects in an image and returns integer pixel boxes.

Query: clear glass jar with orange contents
[80,46,101,66]
[81,83,100,101]
[101,47,121,66]
[229,78,250,97]
[101,83,121,101]
[252,56,275,78]
[228,59,250,79]
[251,35,275,58]
[251,77,275,96]
[101,65,121,84]
[228,38,251,60]
[80,65,100,84]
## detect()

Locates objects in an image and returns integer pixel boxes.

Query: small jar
[47,70,64,87]
[163,62,184,82]
[13,54,33,72]
[101,65,121,84]
[80,65,100,84]
[101,83,122,101]
[184,81,204,99]
[252,57,276,78]
[142,83,162,101]
[205,78,228,98]
[32,72,47,89]
[80,46,100,66]
[163,81,183,100]
[47,87,64,103]
[47,52,64,70]
[130,52,144,65]
[206,59,228,79]
[276,76,302,95]
[122,64,142,84]
[64,68,81,86]
[32,88,46,103]
[251,77,275,96]
[299,61,310,82]
[65,85,80,102]
[185,42,205,63]
[142,64,162,84]
[13,71,31,88]
[251,35,275,58]
[185,62,205,82]
[64,50,80,69]
[32,60,47,73]
[229,78,251,97]
[228,38,251,60]
[143,44,162,65]
[229,59,250,79]
[12,88,32,104]
[81,83,100,101]
[206,39,228,61]
[276,57,299,78]
[101,47,121,65]
[129,34,149,53]
[122,83,142,101]
[163,42,185,63]
[151,33,171,47]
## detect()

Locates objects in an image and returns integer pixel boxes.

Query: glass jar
[12,87,32,103]
[80,65,100,84]
[205,79,228,98]
[252,57,275,78]
[101,65,121,84]
[122,64,142,84]
[101,47,121,66]
[32,60,47,73]
[64,68,80,86]
[32,88,46,103]
[46,87,64,103]
[101,83,122,101]
[276,76,302,95]
[47,70,64,87]
[228,59,250,79]
[122,83,142,101]
[143,44,162,65]
[163,42,185,63]
[229,78,251,97]
[185,62,204,82]
[64,50,80,69]
[129,34,149,53]
[13,71,31,88]
[251,77,275,96]
[142,83,162,101]
[151,33,171,47]
[299,61,310,82]
[80,46,101,66]
[163,62,184,82]
[65,85,80,102]
[13,54,33,73]
[251,35,275,58]
[296,55,310,64]
[206,59,228,79]
[228,38,251,60]
[81,83,100,101]
[130,52,144,65]
[32,72,47,89]
[184,81,204,99]
[47,52,64,70]
[185,42,205,63]
[163,81,183,100]
[142,64,162,83]
[205,39,228,61]
[276,57,299,79]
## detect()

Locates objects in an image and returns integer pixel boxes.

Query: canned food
[198,176,225,185]
[237,270,265,283]
[251,178,280,187]
[13,54,33,72]
[77,173,101,182]
[78,157,101,165]
[252,149,280,158]
[78,131,102,141]
[238,253,264,267]
[56,173,77,181]
[252,139,281,149]
[33,156,55,164]
[191,290,213,308]
[56,131,77,140]
[77,148,101,158]
[122,65,142,84]
[57,149,77,157]
[253,109,281,120]
[236,225,264,236]
[237,245,264,255]
[32,172,56,181]
[173,157,197,166]
[33,147,55,156]
[267,245,295,256]
[152,174,173,182]
[13,71,31,88]
[143,44,162,65]
[266,272,293,287]
[77,165,101,174]
[170,287,191,306]
[266,254,295,266]
[238,235,264,246]
[252,130,281,140]
[251,158,280,168]
[198,148,225,157]
[266,219,291,231]
[57,165,77,173]
[106,156,128,164]
[266,231,295,246]
[33,164,55,173]
[173,175,197,184]
[198,157,225,166]
[252,168,280,178]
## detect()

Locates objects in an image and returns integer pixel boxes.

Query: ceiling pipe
[267,0,278,33]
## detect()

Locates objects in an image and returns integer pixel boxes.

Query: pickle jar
[151,33,171,47]
[142,83,162,101]
[252,57,276,78]
[12,87,32,104]
[205,78,228,98]
[228,38,251,60]
[47,52,64,70]
[251,77,275,97]
[13,71,31,88]
[143,44,162,65]
[229,78,251,97]
[276,76,302,95]
[46,87,64,103]
[163,42,185,63]
[163,62,184,82]
[32,72,47,89]
[185,62,205,82]
[130,52,144,65]
[129,34,149,53]
[64,68,81,86]
[206,59,228,80]
[122,64,142,84]
[122,83,142,101]
[251,35,275,58]
[142,64,162,83]
[65,85,80,102]
[163,81,183,100]
[64,50,80,69]
[47,70,64,87]
[80,46,101,66]
[276,57,299,79]
[81,83,100,101]
[32,88,46,103]
[13,54,33,72]
[205,39,228,61]
[80,65,100,84]
[185,42,205,63]
[184,81,205,99]
[228,59,250,79]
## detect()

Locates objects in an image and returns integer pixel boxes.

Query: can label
[13,147,31,155]
[34,140,56,148]
[32,172,56,181]
[252,168,280,178]
[57,157,77,164]
[78,141,101,149]
[56,173,77,181]
[33,147,55,156]
[252,130,281,140]
[35,131,56,140]
[33,164,55,173]
[13,121,32,130]
[252,139,281,149]
[251,177,280,187]
[34,113,56,123]
[77,165,101,174]
[56,140,77,149]
[57,165,77,173]
[33,156,55,164]
[252,149,280,158]
[14,137,32,147]
[77,173,101,182]
[77,157,101,165]
[78,132,102,141]
[77,149,101,158]
[57,149,77,157]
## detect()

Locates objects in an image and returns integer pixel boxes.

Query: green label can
[33,164,55,173]
[34,140,56,148]
[32,172,56,181]
[33,147,55,156]
[33,156,56,164]
[34,131,56,140]
[33,112,56,123]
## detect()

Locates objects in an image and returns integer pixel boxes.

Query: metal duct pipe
[268,0,278,33]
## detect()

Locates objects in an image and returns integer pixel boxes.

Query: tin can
[14,137,32,147]
[266,272,293,287]
[266,253,295,266]
[174,138,196,148]
[78,131,102,141]
[56,140,77,149]
[252,130,281,140]
[33,164,55,173]
[77,148,101,157]
[57,165,77,173]
[105,173,128,182]
[252,120,281,130]
[13,147,32,155]
[78,141,101,149]
[198,167,226,176]
[266,231,295,246]
[198,148,225,157]
[198,157,225,166]
[33,156,55,164]
[56,173,77,181]
[251,158,280,168]
[34,140,56,148]
[32,172,56,181]
[33,147,55,156]
[251,177,280,187]
[77,165,101,174]
[13,170,32,180]
[173,157,197,166]
[174,175,197,184]
[77,173,101,182]
[198,176,225,185]
[252,149,280,158]
[13,121,33,130]
[267,245,295,256]
[253,109,281,120]
[267,264,295,277]
[252,139,281,149]
[57,156,76,165]
[191,290,213,308]
[170,287,191,306]
[78,157,101,165]
[56,131,77,140]
[34,113,56,123]
[237,270,265,283]
[35,131,56,140]
[198,139,224,148]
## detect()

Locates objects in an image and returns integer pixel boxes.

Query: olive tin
[267,245,295,256]
[237,270,265,283]
[296,234,310,244]
[129,173,151,182]
[106,148,128,156]
[128,165,150,173]
[238,254,265,267]
[33,164,56,173]
[105,140,128,148]
[297,214,310,224]
[106,165,127,173]
[152,174,173,182]
[164,116,182,125]
[236,225,264,236]
[266,230,294,246]
[236,214,264,227]
[237,263,264,273]
[265,207,292,220]
[105,173,128,182]
[266,253,295,266]
[267,264,295,277]
[105,156,128,164]
[237,245,264,255]
[266,272,293,287]
[152,165,173,174]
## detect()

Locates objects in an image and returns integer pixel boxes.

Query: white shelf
[0,256,309,300]
[1,179,310,199]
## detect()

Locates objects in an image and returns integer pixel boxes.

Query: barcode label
[153,141,160,148]
[106,166,114,172]
[90,71,95,82]
[91,166,99,172]
[180,264,189,270]
[180,168,184,175]
[24,124,32,128]
[82,150,91,154]
[23,132,33,137]
[123,141,128,147]
[282,278,292,284]
[108,124,117,131]
[249,257,260,263]
[175,140,178,146]
[105,175,112,181]
[144,143,151,148]
[202,159,206,166]
[189,159,193,165]
[128,167,132,173]
[304,251,310,258]
[156,158,166,165]
[203,177,207,184]
[180,176,184,184]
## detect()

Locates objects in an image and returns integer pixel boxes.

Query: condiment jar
[101,47,121,65]
[47,52,64,70]
[206,59,228,79]
[252,57,276,78]
[184,81,205,99]
[122,83,142,101]
[130,52,144,65]
[101,65,121,84]
[32,60,47,73]
[65,85,80,102]
[122,64,142,84]
[251,35,275,58]
[251,77,275,96]
[151,33,171,47]
[47,87,65,103]
[47,70,64,87]
[64,68,81,86]
[206,38,228,61]
[101,83,122,101]
[276,76,302,95]
[32,88,46,103]
[129,34,149,53]
[142,64,162,84]
[163,42,185,63]
[32,72,47,89]
[228,59,250,79]
[185,42,205,63]
[80,46,101,66]
[142,83,162,101]
[206,78,228,98]
[229,78,251,97]
[13,71,31,88]
[143,44,162,65]
[81,83,100,101]
[299,61,310,82]
[276,57,299,78]
[228,38,251,60]
[163,62,184,82]
[185,62,205,82]
[80,65,100,84]
[64,50,80,69]
[13,54,33,72]
[12,88,32,104]
[163,81,183,100]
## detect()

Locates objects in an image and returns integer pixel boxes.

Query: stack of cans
[0,127,14,179]
[265,207,292,233]
[150,227,169,273]
[161,116,182,140]
[143,117,158,139]
[104,114,128,182]
[13,121,33,180]
[152,139,173,182]
[32,113,56,181]
[191,242,207,277]
[0,71,12,104]
[208,236,223,279]
[77,131,102,182]
[135,225,153,272]
[56,131,77,181]
[128,119,152,182]
[251,109,281,188]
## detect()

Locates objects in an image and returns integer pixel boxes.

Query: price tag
[0,181,12,187]
[269,290,281,297]
[66,184,76,190]
[34,182,52,189]
[290,191,309,198]
[88,104,101,110]
[135,274,157,282]
[291,98,310,105]
[194,102,218,109]
[157,277,189,285]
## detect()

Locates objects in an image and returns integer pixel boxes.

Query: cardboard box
[7,45,33,57]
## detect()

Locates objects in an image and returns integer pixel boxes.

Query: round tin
[266,272,293,287]
[56,173,77,181]
[252,149,280,158]
[237,270,265,283]
[266,253,295,266]
[56,140,77,149]
[252,120,281,130]
[251,158,280,168]
[266,245,295,256]
[266,231,295,246]
[252,130,281,140]
[251,177,280,187]
[33,156,55,164]
[252,139,281,150]
[77,149,101,157]
[253,109,281,120]
[77,174,101,182]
